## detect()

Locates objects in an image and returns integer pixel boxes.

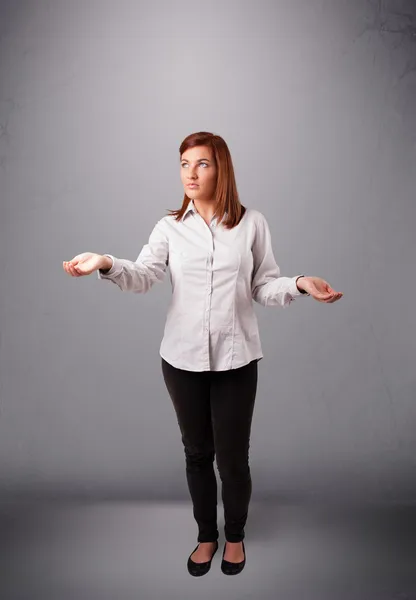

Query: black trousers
[161,357,259,543]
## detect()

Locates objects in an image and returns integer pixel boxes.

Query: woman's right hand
[63,253,107,277]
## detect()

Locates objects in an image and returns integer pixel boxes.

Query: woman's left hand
[298,276,343,303]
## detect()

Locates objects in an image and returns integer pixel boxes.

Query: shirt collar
[181,199,228,223]
[181,199,197,221]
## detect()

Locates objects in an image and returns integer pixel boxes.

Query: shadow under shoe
[187,540,219,577]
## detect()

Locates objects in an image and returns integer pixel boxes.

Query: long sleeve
[97,219,169,293]
[251,213,306,308]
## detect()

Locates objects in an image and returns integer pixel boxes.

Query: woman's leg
[210,359,258,543]
[161,358,219,543]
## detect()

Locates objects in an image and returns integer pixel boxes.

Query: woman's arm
[251,213,308,308]
[97,219,169,293]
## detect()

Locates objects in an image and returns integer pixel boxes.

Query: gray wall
[0,0,415,504]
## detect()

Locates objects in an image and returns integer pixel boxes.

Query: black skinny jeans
[161,357,259,543]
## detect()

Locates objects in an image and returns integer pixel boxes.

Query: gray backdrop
[1,0,415,505]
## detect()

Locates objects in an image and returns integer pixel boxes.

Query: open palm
[62,252,103,277]
[302,276,343,303]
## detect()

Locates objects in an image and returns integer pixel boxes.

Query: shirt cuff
[291,275,310,297]
[97,254,118,279]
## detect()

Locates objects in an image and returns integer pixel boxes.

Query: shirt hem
[159,349,263,372]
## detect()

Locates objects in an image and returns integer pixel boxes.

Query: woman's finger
[68,263,80,277]
[326,293,342,303]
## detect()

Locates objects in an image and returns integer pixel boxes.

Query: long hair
[166,131,246,230]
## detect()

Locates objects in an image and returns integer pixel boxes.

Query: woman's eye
[181,163,208,168]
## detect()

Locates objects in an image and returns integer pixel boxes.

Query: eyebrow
[181,158,211,162]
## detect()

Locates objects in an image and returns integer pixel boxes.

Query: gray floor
[1,498,416,600]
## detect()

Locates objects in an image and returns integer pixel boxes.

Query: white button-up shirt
[97,200,308,371]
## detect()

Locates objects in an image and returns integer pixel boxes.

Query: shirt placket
[197,213,215,371]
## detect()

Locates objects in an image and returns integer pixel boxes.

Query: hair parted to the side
[165,131,246,230]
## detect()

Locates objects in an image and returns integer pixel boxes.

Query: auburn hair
[165,131,246,230]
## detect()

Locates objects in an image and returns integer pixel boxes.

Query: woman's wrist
[99,255,113,273]
[296,275,310,295]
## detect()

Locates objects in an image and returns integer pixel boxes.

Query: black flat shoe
[187,540,219,577]
[221,540,246,575]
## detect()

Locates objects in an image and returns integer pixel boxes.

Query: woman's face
[180,145,217,202]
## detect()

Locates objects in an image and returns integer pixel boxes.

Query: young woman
[63,131,343,577]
